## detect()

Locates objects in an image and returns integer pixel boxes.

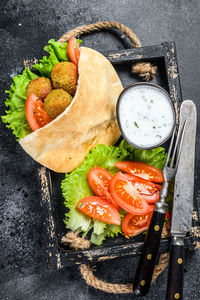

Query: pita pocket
[19,47,123,173]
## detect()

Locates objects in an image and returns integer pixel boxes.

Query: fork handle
[133,210,166,296]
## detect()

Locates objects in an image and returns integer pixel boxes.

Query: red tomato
[25,93,52,131]
[110,172,150,215]
[87,167,120,210]
[165,210,171,220]
[149,204,155,212]
[127,174,161,204]
[122,211,153,238]
[76,196,121,225]
[68,37,80,66]
[114,161,164,183]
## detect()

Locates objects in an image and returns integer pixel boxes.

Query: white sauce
[118,85,174,148]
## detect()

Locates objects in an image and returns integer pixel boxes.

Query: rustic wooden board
[39,42,197,270]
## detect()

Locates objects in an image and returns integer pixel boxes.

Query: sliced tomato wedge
[165,210,171,220]
[110,172,150,215]
[25,93,52,131]
[122,210,153,238]
[148,204,155,212]
[127,174,161,204]
[76,196,121,225]
[68,37,80,66]
[114,161,164,183]
[87,167,120,210]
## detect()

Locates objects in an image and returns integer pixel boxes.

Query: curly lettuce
[120,139,167,170]
[1,68,38,140]
[33,39,68,77]
[61,141,169,245]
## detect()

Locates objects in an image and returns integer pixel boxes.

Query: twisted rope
[58,21,141,47]
[61,232,90,250]
[132,62,157,81]
[58,21,156,81]
[80,253,169,294]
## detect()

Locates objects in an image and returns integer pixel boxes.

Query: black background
[0,1,200,299]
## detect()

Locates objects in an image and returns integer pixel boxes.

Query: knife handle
[133,210,166,296]
[166,236,184,300]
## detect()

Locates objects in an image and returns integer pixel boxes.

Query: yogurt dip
[117,83,175,149]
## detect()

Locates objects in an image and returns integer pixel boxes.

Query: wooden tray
[39,42,196,269]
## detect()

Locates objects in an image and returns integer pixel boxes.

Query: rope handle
[80,253,169,294]
[58,21,157,81]
[60,212,200,294]
[61,232,169,294]
[58,21,141,47]
[61,224,171,294]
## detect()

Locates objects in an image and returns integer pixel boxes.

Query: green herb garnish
[142,96,147,102]
[134,121,139,128]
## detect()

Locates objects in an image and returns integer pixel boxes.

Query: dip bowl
[116,82,176,150]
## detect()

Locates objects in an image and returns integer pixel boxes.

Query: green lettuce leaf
[120,139,167,170]
[90,231,107,245]
[1,68,38,140]
[93,220,107,235]
[33,39,68,77]
[62,141,170,245]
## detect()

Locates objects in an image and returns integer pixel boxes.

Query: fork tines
[164,119,187,171]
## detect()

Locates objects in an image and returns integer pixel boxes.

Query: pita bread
[19,47,123,173]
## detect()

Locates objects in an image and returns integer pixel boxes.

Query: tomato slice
[127,174,161,204]
[114,161,164,183]
[68,37,80,66]
[25,93,52,131]
[122,210,153,238]
[148,204,155,213]
[165,210,171,220]
[87,167,120,210]
[110,172,150,215]
[76,196,121,225]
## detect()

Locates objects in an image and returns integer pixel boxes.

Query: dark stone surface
[0,0,200,299]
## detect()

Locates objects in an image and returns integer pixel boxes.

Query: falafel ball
[25,77,52,100]
[44,89,73,119]
[51,62,78,96]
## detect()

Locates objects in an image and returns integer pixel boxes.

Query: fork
[132,118,187,297]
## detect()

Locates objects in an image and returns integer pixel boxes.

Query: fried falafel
[51,62,78,96]
[26,77,52,100]
[44,89,73,119]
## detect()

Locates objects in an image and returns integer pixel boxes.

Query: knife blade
[166,100,197,300]
[171,101,196,235]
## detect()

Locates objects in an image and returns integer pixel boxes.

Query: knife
[166,100,197,300]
